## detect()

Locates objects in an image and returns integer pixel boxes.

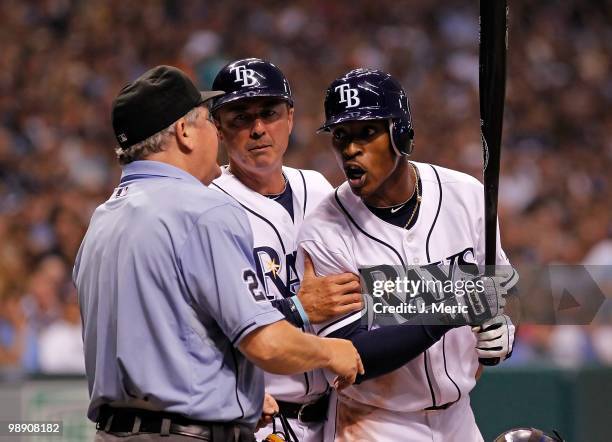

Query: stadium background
[0,0,610,440]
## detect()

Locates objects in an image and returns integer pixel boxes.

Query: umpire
[73,65,363,442]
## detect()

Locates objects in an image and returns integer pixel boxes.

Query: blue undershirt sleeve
[329,318,454,383]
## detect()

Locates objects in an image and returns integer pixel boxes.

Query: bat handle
[479,357,500,366]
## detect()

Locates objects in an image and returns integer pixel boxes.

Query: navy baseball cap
[112,65,224,149]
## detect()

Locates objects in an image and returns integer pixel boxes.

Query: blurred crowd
[0,0,611,377]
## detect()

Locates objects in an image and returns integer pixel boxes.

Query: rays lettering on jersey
[253,247,300,299]
[360,247,479,316]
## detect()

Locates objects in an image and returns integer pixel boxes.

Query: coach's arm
[239,319,364,389]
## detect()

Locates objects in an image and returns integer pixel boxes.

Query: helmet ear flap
[389,119,415,156]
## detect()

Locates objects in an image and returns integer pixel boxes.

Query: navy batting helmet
[494,428,565,442]
[318,68,414,155]
[211,58,293,112]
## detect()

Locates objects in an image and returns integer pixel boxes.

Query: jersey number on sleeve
[242,269,267,302]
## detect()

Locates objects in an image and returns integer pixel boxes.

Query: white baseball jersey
[297,162,510,440]
[212,165,333,403]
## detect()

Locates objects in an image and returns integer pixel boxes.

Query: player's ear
[286,105,294,135]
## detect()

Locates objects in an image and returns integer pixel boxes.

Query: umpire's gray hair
[115,106,203,165]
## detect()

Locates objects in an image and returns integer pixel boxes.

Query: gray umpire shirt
[73,160,283,425]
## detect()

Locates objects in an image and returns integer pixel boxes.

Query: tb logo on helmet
[230,65,258,87]
[335,84,360,108]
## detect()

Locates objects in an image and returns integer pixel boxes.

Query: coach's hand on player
[298,252,363,324]
[323,337,365,390]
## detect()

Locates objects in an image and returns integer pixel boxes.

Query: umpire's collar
[120,160,204,187]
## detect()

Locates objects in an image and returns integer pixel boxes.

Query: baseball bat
[479,0,508,366]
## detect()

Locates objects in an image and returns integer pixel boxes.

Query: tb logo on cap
[230,66,258,87]
[335,84,360,108]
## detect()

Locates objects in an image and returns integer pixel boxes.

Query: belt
[277,394,329,423]
[96,406,253,441]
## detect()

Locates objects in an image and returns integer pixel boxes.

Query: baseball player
[74,65,364,442]
[209,58,362,442]
[297,69,519,442]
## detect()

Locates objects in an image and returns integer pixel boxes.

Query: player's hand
[323,338,364,390]
[472,314,515,360]
[255,392,279,431]
[458,267,517,325]
[297,252,363,324]
[464,274,507,324]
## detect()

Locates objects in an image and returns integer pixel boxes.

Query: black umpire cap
[112,65,224,149]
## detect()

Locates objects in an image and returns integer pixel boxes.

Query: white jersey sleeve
[297,195,366,337]
[298,169,334,209]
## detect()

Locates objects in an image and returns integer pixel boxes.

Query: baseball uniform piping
[212,182,287,255]
[230,347,246,419]
[334,188,407,270]
[426,164,462,408]
[443,335,462,404]
[316,310,366,337]
[298,169,308,214]
[425,164,443,262]
[119,173,175,184]
[423,350,437,407]
[232,322,257,346]
[423,164,444,408]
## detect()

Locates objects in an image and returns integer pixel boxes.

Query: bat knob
[479,357,500,366]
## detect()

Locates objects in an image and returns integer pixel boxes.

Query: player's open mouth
[345,165,367,187]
